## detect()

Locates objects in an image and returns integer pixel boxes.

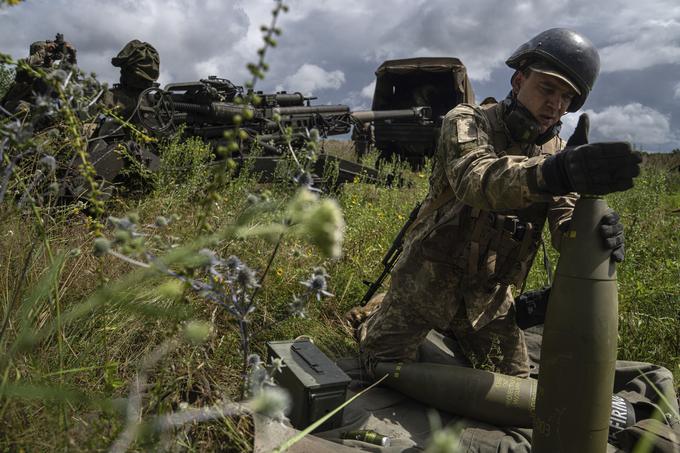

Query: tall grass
[3,138,677,450]
[1,1,677,449]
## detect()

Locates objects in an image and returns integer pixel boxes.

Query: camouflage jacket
[403,101,577,329]
[100,85,145,122]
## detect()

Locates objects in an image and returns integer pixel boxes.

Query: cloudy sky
[1,0,679,151]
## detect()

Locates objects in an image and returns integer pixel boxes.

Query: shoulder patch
[456,117,478,144]
[452,103,478,116]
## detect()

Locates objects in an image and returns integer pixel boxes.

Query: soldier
[356,28,642,378]
[100,39,161,120]
[1,33,78,114]
[67,40,161,200]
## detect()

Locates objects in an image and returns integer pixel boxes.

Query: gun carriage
[133,76,432,188]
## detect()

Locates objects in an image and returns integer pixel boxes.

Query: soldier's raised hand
[540,113,642,195]
[566,113,590,147]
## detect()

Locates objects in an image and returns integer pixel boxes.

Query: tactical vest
[417,102,562,291]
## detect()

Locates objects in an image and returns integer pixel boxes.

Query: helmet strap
[502,93,561,145]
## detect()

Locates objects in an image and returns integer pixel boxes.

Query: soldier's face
[513,71,576,133]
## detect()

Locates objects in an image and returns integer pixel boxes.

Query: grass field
[0,137,678,451]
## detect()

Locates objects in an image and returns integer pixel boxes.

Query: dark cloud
[1,0,678,150]
[0,0,250,85]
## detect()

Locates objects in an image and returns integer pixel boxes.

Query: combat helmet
[506,28,600,111]
[112,40,160,89]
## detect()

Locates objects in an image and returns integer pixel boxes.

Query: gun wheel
[136,87,175,133]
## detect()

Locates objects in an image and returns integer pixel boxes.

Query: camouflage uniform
[100,39,160,119]
[66,40,161,200]
[359,100,577,377]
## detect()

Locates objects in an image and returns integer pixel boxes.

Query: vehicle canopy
[371,57,475,120]
[364,57,475,166]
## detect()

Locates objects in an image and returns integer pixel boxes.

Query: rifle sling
[360,188,456,305]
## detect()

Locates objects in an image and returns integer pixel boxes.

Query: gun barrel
[263,92,307,107]
[173,101,257,123]
[351,106,432,123]
[272,105,351,116]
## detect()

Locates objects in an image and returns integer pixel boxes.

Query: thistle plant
[0,52,107,231]
[96,181,344,397]
[244,353,290,420]
[290,267,334,318]
[0,1,356,449]
[196,0,289,233]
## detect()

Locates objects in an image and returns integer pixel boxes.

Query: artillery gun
[134,75,432,188]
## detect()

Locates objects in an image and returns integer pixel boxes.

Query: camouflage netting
[111,39,159,89]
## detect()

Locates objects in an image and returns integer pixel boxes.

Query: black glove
[566,112,590,147]
[600,210,625,262]
[541,114,642,195]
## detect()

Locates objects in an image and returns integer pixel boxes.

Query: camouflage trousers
[359,240,530,379]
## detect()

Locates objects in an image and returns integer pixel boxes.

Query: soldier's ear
[511,70,524,95]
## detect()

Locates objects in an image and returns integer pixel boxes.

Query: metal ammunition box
[266,340,351,432]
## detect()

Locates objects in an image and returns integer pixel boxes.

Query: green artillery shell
[375,361,538,427]
[532,196,618,453]
[341,430,391,447]
[374,361,634,434]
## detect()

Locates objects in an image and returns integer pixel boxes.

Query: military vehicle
[356,57,475,167]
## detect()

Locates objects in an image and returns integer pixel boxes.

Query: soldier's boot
[345,292,386,336]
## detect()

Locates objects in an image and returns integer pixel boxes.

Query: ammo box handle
[291,344,324,374]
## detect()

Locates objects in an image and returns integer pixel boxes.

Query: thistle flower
[198,248,218,264]
[300,269,334,301]
[38,155,56,174]
[225,255,242,272]
[154,216,169,228]
[249,387,290,422]
[108,215,137,233]
[236,264,258,289]
[246,353,272,397]
[293,171,320,193]
[247,354,262,368]
[246,193,260,205]
[33,93,58,117]
[304,198,345,259]
[288,295,308,318]
[47,69,68,84]
[93,237,111,257]
[2,120,33,144]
